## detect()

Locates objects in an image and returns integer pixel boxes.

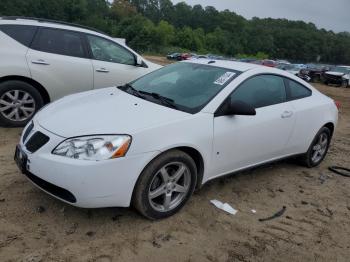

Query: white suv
[0,17,161,127]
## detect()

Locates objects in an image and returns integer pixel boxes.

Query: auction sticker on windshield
[214,72,236,85]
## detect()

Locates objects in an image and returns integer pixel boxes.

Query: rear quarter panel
[287,91,338,154]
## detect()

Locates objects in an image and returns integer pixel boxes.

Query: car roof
[184,59,262,72]
[0,17,109,38]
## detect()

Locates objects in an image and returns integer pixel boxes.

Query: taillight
[334,100,341,110]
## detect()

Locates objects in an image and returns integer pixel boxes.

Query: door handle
[281,111,293,119]
[31,59,50,65]
[96,68,109,73]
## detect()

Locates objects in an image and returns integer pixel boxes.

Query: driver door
[210,74,296,177]
[86,34,147,89]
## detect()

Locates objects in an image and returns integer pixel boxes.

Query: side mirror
[136,56,143,66]
[216,99,256,117]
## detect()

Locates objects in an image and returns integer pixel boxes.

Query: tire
[133,150,197,220]
[0,80,44,127]
[341,80,348,88]
[300,127,331,168]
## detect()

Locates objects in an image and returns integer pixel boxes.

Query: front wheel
[301,127,331,168]
[341,80,348,88]
[0,80,44,127]
[133,150,197,219]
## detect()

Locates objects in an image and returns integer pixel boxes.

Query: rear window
[31,28,86,58]
[287,79,311,100]
[0,24,37,47]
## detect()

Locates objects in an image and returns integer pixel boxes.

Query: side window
[0,25,37,47]
[231,75,286,108]
[288,79,311,100]
[31,28,86,58]
[87,35,135,65]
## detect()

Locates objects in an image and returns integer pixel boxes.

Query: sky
[171,0,350,33]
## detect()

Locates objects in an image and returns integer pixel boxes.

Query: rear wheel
[301,127,331,167]
[133,150,197,219]
[0,80,43,127]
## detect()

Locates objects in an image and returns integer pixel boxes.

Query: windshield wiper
[117,85,178,109]
[117,84,145,99]
[139,91,178,109]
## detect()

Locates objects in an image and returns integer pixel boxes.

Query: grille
[24,170,76,203]
[22,121,34,143]
[25,131,50,153]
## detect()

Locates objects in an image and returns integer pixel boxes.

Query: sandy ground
[0,58,350,261]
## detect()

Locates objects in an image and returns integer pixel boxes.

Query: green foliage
[0,0,349,64]
[236,52,269,60]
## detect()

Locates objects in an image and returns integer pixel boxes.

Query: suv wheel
[341,80,348,88]
[0,80,44,127]
[133,150,197,219]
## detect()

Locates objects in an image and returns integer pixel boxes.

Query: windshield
[129,62,240,113]
[330,66,350,74]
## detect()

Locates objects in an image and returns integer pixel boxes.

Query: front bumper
[16,122,159,208]
[323,73,345,85]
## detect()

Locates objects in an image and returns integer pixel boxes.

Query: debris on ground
[328,166,350,177]
[65,223,78,235]
[259,206,287,222]
[251,209,257,213]
[86,231,95,237]
[210,200,237,215]
[112,214,123,221]
[319,172,332,184]
[36,206,46,213]
[152,240,161,248]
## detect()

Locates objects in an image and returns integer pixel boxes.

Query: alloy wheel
[148,162,191,212]
[0,90,36,122]
[311,132,328,164]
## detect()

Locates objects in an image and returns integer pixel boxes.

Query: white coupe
[15,60,338,219]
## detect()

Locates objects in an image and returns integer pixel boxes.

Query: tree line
[1,0,349,64]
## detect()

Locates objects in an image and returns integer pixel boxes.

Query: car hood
[144,60,163,70]
[325,71,345,76]
[36,87,189,138]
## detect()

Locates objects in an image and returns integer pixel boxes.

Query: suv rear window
[31,28,86,58]
[0,24,37,47]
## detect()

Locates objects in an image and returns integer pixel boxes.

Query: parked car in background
[294,64,308,70]
[276,64,301,76]
[239,58,259,64]
[0,17,161,127]
[276,60,291,65]
[177,53,192,61]
[191,54,208,60]
[299,64,330,83]
[166,52,180,60]
[15,60,338,219]
[261,59,277,67]
[323,66,350,87]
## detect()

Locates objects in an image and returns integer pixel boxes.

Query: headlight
[52,135,131,161]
